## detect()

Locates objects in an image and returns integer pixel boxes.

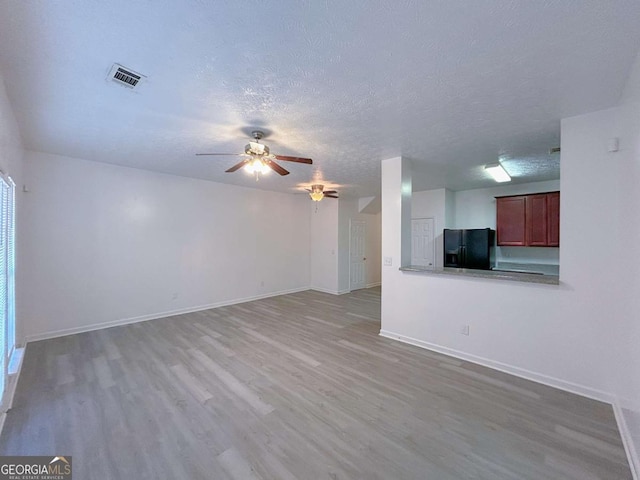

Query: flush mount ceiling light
[484,163,511,183]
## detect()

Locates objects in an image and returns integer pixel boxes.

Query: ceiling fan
[307,184,338,201]
[196,130,312,179]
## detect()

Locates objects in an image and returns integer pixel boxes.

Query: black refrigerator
[443,228,495,270]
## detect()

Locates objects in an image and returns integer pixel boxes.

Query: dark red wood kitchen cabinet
[496,196,527,246]
[496,192,560,247]
[547,191,560,246]
[526,194,548,246]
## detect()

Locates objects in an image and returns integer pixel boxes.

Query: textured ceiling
[1,0,639,197]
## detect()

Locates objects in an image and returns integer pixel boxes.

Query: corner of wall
[613,403,640,479]
[620,48,640,106]
[0,69,26,346]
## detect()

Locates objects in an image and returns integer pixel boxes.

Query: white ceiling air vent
[107,63,146,90]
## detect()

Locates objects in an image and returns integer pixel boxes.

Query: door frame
[349,219,366,291]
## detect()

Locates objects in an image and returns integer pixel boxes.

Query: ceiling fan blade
[323,190,337,194]
[324,194,339,198]
[266,160,290,176]
[274,155,313,164]
[196,153,247,156]
[225,160,249,172]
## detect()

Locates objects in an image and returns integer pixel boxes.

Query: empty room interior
[0,1,639,479]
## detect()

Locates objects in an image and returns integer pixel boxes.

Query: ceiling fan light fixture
[245,158,270,175]
[196,129,312,178]
[309,184,324,201]
[484,162,511,183]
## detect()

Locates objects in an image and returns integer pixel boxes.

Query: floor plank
[0,287,632,479]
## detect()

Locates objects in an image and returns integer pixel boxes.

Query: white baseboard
[379,329,640,477]
[14,293,637,477]
[613,402,640,480]
[0,347,26,437]
[310,287,344,295]
[312,285,379,295]
[25,284,379,342]
[24,287,310,343]
[366,282,381,288]
[378,329,614,403]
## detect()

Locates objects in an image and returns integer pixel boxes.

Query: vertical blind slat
[0,176,16,406]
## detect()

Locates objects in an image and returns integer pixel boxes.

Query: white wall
[412,189,446,268]
[19,151,311,341]
[381,97,640,470]
[381,157,412,324]
[310,197,382,294]
[562,101,640,471]
[365,212,382,288]
[453,180,560,266]
[620,48,640,105]
[309,199,339,293]
[0,72,25,341]
[452,179,560,229]
[444,189,455,228]
[0,75,23,181]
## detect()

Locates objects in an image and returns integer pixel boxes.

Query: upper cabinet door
[547,192,560,247]
[526,194,548,246]
[496,196,526,246]
[496,192,560,247]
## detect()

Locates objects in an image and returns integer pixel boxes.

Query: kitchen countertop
[399,265,560,285]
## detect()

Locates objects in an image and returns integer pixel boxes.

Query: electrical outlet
[460,325,470,336]
[384,256,393,266]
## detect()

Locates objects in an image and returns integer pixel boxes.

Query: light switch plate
[384,257,392,266]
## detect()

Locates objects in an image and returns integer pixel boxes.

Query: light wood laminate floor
[0,288,632,479]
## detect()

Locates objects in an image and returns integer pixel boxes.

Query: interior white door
[350,219,366,291]
[411,218,435,268]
